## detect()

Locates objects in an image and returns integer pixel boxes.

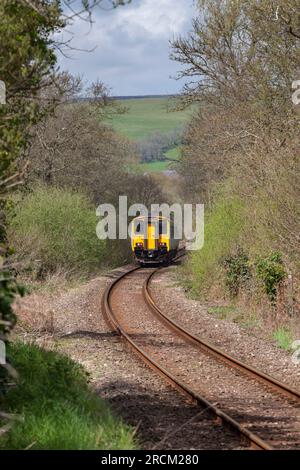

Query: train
[131,214,180,265]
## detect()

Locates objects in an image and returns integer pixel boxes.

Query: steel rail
[101,265,273,450]
[143,267,300,403]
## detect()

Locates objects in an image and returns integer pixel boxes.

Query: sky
[57,0,197,96]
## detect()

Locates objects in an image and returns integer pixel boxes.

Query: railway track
[101,260,300,450]
[144,267,300,403]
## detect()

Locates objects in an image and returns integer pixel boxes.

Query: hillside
[106,97,192,174]
[108,97,191,141]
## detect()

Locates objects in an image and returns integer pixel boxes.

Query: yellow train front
[131,215,179,265]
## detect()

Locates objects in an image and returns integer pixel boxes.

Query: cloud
[56,0,196,95]
[113,0,190,38]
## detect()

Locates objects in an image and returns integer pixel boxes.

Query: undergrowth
[0,341,136,450]
[8,186,106,279]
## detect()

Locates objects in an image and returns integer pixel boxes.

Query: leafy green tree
[0,0,132,221]
[0,0,133,402]
[0,3,65,386]
[0,1,63,184]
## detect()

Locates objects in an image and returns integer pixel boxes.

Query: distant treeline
[70,94,175,103]
[113,95,175,100]
[137,128,183,162]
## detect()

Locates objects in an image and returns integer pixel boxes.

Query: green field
[165,147,181,160]
[130,160,169,173]
[107,97,191,174]
[129,158,180,174]
[109,98,191,141]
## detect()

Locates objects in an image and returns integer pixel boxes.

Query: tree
[0,1,63,183]
[0,0,133,411]
[0,2,65,381]
[172,1,299,109]
[27,100,136,203]
[171,0,300,294]
[0,1,132,187]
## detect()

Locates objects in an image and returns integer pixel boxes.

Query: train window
[159,220,168,235]
[170,222,174,238]
[134,220,144,234]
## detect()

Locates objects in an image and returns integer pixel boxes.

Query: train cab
[131,215,179,265]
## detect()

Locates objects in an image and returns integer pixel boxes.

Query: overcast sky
[57,0,196,96]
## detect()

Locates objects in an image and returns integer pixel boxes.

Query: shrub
[272,327,293,350]
[255,251,286,303]
[223,248,251,297]
[0,342,136,450]
[188,195,245,296]
[8,186,106,277]
[0,274,26,393]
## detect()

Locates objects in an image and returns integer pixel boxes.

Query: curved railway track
[144,267,300,403]
[101,258,300,450]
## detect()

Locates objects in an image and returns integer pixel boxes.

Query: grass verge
[272,327,293,350]
[0,341,136,450]
[207,305,237,320]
